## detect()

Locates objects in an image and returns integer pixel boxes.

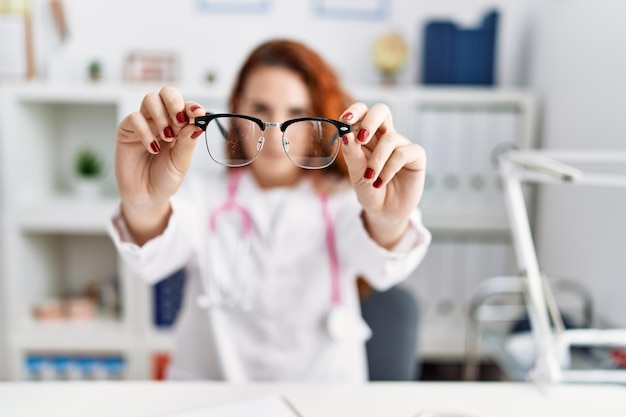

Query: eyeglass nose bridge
[261,122,289,150]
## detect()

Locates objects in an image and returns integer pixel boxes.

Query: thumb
[340,132,369,187]
[169,125,202,175]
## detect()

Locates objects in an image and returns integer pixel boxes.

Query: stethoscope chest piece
[326,305,352,340]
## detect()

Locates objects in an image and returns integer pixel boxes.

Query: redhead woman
[109,39,431,381]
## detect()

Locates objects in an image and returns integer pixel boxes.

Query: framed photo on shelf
[312,0,389,20]
[0,5,34,80]
[123,51,179,82]
[195,0,271,14]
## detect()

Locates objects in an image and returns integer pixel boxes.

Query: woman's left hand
[339,102,426,249]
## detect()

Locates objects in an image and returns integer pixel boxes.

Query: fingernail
[191,129,202,139]
[357,128,369,142]
[164,126,174,138]
[150,141,160,153]
[190,105,201,112]
[176,111,188,124]
[342,135,348,145]
[342,112,353,121]
[373,177,383,188]
[364,167,375,180]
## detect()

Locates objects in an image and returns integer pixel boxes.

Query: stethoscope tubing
[199,169,343,310]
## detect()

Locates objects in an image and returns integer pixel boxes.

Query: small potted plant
[73,147,104,197]
[88,59,102,82]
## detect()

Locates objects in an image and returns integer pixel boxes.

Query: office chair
[360,285,420,381]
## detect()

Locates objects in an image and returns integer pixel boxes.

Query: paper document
[161,395,301,417]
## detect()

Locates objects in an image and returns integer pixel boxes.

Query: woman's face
[235,65,312,188]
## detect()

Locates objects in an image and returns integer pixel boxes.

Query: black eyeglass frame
[193,112,352,169]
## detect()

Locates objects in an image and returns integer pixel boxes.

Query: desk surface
[1,381,625,417]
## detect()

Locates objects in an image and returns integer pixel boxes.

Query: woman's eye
[250,104,269,116]
[289,108,309,118]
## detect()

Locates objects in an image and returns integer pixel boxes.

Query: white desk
[0,381,624,417]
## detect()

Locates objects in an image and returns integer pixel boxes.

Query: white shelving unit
[0,82,536,380]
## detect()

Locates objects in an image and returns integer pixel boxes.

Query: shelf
[17,196,119,234]
[11,318,130,351]
[419,323,471,360]
[144,328,175,352]
[8,82,123,104]
[0,83,538,379]
[422,213,510,236]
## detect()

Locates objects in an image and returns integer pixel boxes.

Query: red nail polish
[373,177,383,188]
[364,167,374,180]
[342,135,348,145]
[357,128,369,142]
[342,112,353,121]
[191,129,202,139]
[150,141,160,153]
[176,111,188,124]
[164,126,174,138]
[190,105,201,112]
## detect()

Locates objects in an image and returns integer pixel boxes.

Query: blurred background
[1,0,625,382]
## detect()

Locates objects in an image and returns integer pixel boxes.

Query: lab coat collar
[234,170,315,239]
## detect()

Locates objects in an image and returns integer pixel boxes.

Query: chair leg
[463,321,482,380]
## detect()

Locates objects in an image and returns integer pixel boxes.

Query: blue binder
[153,269,186,328]
[422,10,498,85]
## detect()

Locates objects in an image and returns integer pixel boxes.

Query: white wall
[32,0,533,88]
[529,0,626,327]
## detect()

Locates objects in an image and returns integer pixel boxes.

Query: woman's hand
[115,86,205,244]
[339,102,426,249]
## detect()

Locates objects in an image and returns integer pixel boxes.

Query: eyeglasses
[193,113,351,169]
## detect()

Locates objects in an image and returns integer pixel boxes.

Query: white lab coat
[108,169,431,382]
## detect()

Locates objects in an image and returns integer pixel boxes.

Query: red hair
[229,39,353,177]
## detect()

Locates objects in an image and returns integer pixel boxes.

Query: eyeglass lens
[204,116,342,169]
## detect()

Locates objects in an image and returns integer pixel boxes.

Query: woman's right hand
[115,86,205,244]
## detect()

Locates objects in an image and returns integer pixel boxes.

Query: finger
[374,142,426,189]
[185,101,206,120]
[165,100,205,176]
[353,103,394,146]
[118,111,161,155]
[140,92,177,143]
[361,131,406,185]
[159,85,188,132]
[168,124,203,175]
[339,102,369,182]
[340,102,369,126]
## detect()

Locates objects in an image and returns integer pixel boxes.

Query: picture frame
[0,4,34,80]
[123,51,179,83]
[312,0,390,21]
[195,0,271,14]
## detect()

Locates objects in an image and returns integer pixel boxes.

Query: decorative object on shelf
[32,299,64,321]
[73,147,104,197]
[87,59,102,82]
[32,296,96,322]
[371,32,408,85]
[205,69,217,84]
[123,50,178,82]
[63,297,97,321]
[421,9,499,86]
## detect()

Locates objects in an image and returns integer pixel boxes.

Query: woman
[109,39,431,381]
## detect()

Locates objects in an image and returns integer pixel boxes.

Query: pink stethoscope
[196,169,351,340]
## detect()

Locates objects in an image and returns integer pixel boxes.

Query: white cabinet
[0,82,536,380]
